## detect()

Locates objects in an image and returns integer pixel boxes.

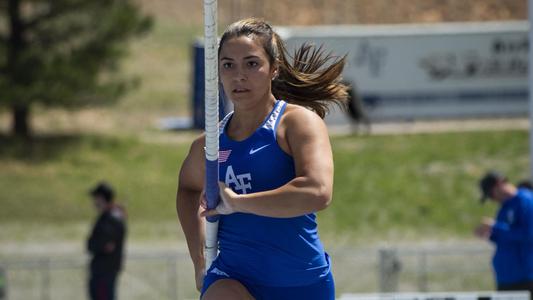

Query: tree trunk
[11,104,30,138]
[8,0,31,138]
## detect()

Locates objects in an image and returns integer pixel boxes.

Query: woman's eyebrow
[220,55,260,61]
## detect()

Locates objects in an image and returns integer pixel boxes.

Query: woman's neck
[228,94,276,140]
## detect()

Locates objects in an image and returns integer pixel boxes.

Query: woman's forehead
[220,36,268,59]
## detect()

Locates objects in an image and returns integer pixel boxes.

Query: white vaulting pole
[529,0,533,178]
[203,0,219,272]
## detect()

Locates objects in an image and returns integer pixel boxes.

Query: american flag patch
[219,149,232,163]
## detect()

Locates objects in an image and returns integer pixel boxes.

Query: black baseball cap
[89,181,115,202]
[479,171,506,203]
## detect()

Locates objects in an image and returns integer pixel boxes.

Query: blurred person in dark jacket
[87,182,127,300]
[475,171,533,296]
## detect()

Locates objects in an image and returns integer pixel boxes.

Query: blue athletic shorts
[201,267,335,300]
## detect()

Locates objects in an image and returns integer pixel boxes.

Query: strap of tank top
[262,100,286,131]
[219,111,234,136]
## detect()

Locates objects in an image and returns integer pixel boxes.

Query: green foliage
[0,0,152,108]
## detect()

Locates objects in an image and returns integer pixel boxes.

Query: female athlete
[177,17,348,300]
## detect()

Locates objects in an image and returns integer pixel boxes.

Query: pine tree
[0,0,152,137]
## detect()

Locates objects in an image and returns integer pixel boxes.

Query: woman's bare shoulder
[179,134,206,191]
[189,134,206,154]
[282,103,326,128]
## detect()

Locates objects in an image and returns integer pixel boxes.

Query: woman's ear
[271,68,279,80]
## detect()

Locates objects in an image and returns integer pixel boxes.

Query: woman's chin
[229,92,252,103]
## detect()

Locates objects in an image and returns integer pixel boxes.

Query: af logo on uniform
[225,165,252,194]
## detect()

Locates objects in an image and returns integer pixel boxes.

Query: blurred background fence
[0,245,494,300]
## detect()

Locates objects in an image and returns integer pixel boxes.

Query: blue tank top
[215,100,330,286]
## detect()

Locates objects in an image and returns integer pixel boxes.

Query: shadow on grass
[0,133,119,162]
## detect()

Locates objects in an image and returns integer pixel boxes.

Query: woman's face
[219,36,276,106]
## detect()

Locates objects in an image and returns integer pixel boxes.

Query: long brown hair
[218,18,348,119]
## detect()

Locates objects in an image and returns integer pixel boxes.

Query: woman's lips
[232,88,250,93]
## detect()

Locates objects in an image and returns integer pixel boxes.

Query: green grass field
[1,129,527,245]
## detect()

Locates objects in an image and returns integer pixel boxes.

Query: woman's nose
[233,68,246,81]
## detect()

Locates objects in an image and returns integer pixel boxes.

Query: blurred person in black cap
[474,171,533,295]
[87,182,127,300]
[517,179,533,191]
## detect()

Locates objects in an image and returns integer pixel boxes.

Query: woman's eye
[247,61,258,67]
[222,63,233,69]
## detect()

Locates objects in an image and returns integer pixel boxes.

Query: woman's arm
[176,136,206,290]
[204,105,334,218]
